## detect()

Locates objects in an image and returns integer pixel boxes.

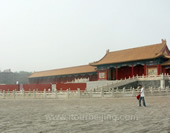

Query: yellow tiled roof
[91,40,169,66]
[29,65,97,78]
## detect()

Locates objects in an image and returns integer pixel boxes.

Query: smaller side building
[29,65,97,84]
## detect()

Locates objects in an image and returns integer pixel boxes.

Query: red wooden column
[144,64,147,76]
[116,67,119,80]
[161,67,166,75]
[157,64,161,75]
[106,69,108,80]
[131,65,134,77]
[97,71,100,80]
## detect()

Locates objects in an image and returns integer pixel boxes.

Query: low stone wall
[86,80,117,91]
[0,87,170,99]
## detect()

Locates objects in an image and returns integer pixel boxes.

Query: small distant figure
[139,85,146,107]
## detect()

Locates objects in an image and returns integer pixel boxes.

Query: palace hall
[29,39,170,84]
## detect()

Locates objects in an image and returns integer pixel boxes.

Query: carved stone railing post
[101,88,104,97]
[132,88,135,96]
[55,90,58,99]
[22,90,25,98]
[77,88,80,98]
[111,88,114,97]
[67,89,69,98]
[3,90,5,99]
[123,87,125,93]
[33,89,36,98]
[44,89,46,98]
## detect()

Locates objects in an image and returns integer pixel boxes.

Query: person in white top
[139,85,146,107]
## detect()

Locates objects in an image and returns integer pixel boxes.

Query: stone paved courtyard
[0,96,170,133]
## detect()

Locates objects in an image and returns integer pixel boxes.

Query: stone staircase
[89,74,170,92]
[94,78,138,92]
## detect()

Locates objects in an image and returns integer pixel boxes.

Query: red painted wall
[144,64,147,76]
[0,85,19,92]
[167,68,170,75]
[23,84,51,91]
[134,65,144,76]
[118,66,132,80]
[116,68,118,80]
[56,83,86,91]
[162,67,166,74]
[162,67,170,75]
[0,83,86,92]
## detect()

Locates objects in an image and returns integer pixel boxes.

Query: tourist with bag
[138,85,146,107]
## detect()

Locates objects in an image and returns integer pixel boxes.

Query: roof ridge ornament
[106,49,110,54]
[161,39,166,44]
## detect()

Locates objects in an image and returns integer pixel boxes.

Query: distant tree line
[0,71,32,85]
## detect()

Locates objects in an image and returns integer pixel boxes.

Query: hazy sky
[0,0,170,72]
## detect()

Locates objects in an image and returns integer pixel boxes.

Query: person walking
[139,85,146,107]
